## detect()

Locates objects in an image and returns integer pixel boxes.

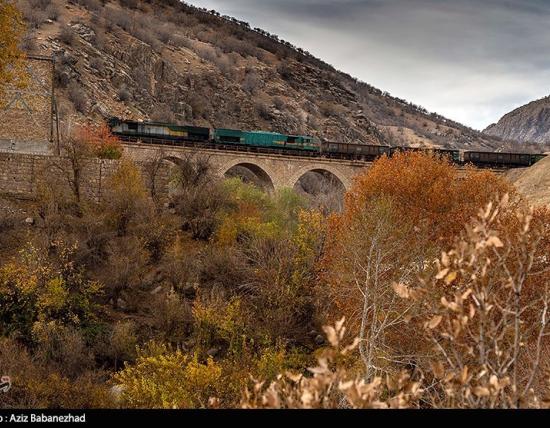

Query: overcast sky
[189,0,550,130]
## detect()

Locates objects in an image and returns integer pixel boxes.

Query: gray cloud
[190,0,550,130]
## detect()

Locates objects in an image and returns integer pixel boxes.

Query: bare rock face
[484,96,550,144]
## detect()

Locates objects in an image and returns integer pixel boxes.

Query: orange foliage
[317,152,516,371]
[75,123,122,159]
[342,151,514,244]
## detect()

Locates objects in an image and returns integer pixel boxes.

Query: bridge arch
[288,164,352,191]
[220,160,275,192]
[291,166,349,213]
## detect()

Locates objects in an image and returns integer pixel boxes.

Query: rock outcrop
[484,96,550,145]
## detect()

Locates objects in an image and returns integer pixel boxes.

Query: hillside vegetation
[2,126,550,407]
[18,0,521,149]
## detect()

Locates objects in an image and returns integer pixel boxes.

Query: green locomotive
[213,128,317,151]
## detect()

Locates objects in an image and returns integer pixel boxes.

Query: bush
[117,85,131,102]
[273,96,285,110]
[54,66,70,88]
[101,158,154,236]
[20,31,37,53]
[255,101,271,120]
[113,342,224,408]
[90,24,107,49]
[277,63,293,80]
[118,0,138,9]
[89,56,104,72]
[187,93,206,119]
[0,240,102,342]
[45,3,59,20]
[170,156,231,240]
[21,5,46,29]
[32,321,94,379]
[106,8,132,31]
[59,26,76,46]
[242,71,261,94]
[67,81,88,113]
[0,338,113,408]
[77,0,102,12]
[94,320,138,370]
[242,318,422,408]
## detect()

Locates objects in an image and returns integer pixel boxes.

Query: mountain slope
[484,96,550,145]
[505,154,550,207]
[20,0,511,149]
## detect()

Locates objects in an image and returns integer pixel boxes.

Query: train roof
[215,128,313,138]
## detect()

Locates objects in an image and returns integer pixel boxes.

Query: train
[108,118,547,168]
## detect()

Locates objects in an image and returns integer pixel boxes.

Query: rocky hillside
[484,96,550,146]
[20,0,513,149]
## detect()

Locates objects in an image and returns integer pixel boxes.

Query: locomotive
[108,118,546,168]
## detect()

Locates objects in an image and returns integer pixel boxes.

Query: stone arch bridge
[124,143,370,191]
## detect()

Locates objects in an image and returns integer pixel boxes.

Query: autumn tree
[76,123,123,160]
[51,123,122,203]
[319,151,515,380]
[102,158,153,236]
[170,154,231,240]
[142,148,166,202]
[397,196,550,408]
[0,0,27,103]
[54,124,94,204]
[0,240,102,343]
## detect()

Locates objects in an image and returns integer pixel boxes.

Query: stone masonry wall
[0,152,173,202]
[0,56,53,143]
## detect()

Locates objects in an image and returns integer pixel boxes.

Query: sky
[189,0,550,130]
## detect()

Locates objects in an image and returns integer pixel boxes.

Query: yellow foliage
[113,343,223,408]
[215,178,303,246]
[291,209,325,286]
[37,277,69,314]
[108,158,148,200]
[192,295,249,356]
[0,241,102,338]
[103,158,153,235]
[0,0,27,103]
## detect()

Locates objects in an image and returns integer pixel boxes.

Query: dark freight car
[463,151,540,167]
[321,141,392,159]
[390,146,461,163]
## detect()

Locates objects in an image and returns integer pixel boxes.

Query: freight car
[389,146,461,163]
[321,141,392,160]
[463,151,545,168]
